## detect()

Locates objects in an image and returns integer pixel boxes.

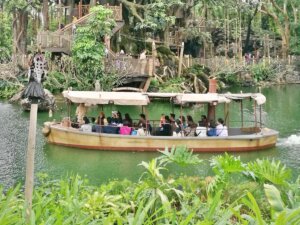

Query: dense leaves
[0,148,300,224]
[71,6,116,91]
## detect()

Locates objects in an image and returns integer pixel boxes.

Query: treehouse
[37,1,123,55]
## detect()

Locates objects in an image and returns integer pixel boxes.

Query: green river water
[0,85,300,188]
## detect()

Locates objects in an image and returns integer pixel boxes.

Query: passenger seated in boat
[198,115,208,127]
[184,115,197,136]
[102,117,120,134]
[111,111,122,125]
[175,119,182,134]
[97,111,107,126]
[71,116,80,128]
[159,115,172,136]
[170,113,178,132]
[137,124,146,136]
[138,113,147,128]
[216,118,228,136]
[115,111,123,124]
[207,120,217,136]
[79,116,92,132]
[119,125,132,135]
[91,117,97,132]
[179,115,186,129]
[159,114,165,127]
[123,113,133,127]
[195,126,207,137]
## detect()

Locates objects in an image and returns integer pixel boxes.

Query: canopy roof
[147,93,179,98]
[62,91,150,106]
[175,93,231,104]
[221,93,266,105]
[62,91,266,106]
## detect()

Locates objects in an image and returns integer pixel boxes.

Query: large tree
[4,0,40,63]
[120,0,183,46]
[259,0,295,58]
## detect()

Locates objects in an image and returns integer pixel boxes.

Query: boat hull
[44,124,278,152]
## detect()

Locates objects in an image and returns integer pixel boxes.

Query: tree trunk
[42,0,49,30]
[244,6,258,54]
[90,0,97,7]
[68,0,75,24]
[12,9,28,65]
[163,24,170,47]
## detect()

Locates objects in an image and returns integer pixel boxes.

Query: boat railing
[60,118,263,136]
[228,120,265,128]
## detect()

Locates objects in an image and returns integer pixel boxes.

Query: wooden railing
[56,4,122,21]
[38,4,123,54]
[106,4,123,21]
[37,31,72,54]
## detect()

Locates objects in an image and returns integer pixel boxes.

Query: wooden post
[254,101,257,130]
[224,102,229,128]
[178,42,184,77]
[79,0,83,18]
[58,0,62,28]
[25,103,38,222]
[241,100,243,128]
[207,79,217,121]
[152,41,156,76]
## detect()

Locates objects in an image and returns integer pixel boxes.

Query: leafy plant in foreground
[246,159,291,186]
[158,146,203,167]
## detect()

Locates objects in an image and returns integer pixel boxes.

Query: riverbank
[1,56,300,101]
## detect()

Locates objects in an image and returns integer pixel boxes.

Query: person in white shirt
[80,116,92,132]
[216,118,228,136]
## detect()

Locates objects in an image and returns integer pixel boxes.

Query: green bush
[250,63,275,82]
[0,80,21,99]
[218,71,239,85]
[1,148,300,224]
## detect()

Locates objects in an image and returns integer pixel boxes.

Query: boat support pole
[180,104,183,136]
[254,100,257,133]
[145,106,149,136]
[259,105,262,129]
[25,103,38,222]
[67,99,71,125]
[241,100,243,128]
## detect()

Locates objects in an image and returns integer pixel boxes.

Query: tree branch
[119,0,146,22]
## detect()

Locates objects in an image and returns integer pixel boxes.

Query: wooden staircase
[37,4,124,55]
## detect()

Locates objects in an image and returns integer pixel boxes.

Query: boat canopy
[62,91,150,106]
[146,93,179,98]
[222,93,266,105]
[175,93,231,104]
[62,91,266,106]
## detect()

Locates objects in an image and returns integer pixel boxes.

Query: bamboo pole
[178,42,184,77]
[25,103,38,222]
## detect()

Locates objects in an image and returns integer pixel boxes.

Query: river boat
[42,91,278,152]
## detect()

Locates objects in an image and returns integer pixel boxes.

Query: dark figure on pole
[22,50,47,102]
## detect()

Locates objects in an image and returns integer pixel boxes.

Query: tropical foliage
[71,5,116,91]
[0,147,300,224]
